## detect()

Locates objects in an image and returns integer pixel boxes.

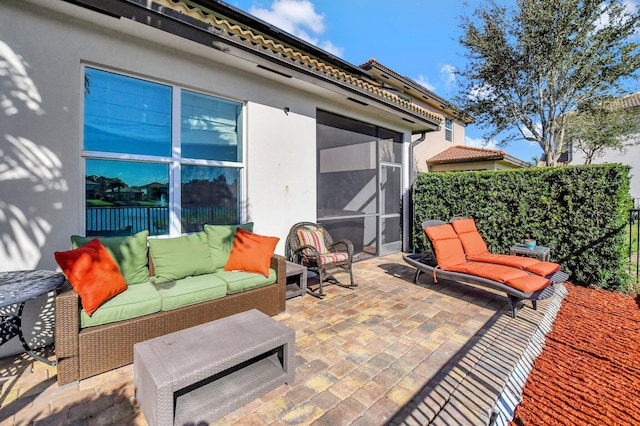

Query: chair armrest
[270,254,287,312]
[328,239,354,257]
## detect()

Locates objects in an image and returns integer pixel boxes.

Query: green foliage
[457,0,640,166]
[411,164,633,292]
[566,101,640,164]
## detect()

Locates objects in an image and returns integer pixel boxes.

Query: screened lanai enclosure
[316,110,403,259]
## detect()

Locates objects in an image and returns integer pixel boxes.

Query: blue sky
[227,0,545,161]
[228,0,639,164]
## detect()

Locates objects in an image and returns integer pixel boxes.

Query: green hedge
[411,164,632,292]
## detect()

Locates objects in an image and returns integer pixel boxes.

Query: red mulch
[510,282,640,425]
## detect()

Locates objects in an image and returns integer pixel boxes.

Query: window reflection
[84,68,172,156]
[181,90,242,161]
[181,166,239,232]
[83,67,244,235]
[85,159,169,236]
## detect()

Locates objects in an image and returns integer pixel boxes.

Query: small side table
[509,244,551,262]
[285,261,307,299]
[0,270,65,365]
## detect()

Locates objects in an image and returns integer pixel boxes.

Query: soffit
[361,58,474,124]
[60,0,443,131]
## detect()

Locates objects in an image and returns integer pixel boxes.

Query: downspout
[403,131,427,252]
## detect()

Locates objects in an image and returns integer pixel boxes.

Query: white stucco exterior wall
[571,140,640,202]
[1,0,323,271]
[1,0,421,356]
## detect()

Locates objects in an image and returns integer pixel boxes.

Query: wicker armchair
[286,221,357,298]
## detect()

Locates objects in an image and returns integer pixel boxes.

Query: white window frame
[81,65,246,236]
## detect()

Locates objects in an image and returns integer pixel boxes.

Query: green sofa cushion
[215,269,277,293]
[204,223,254,269]
[148,232,215,283]
[155,273,228,311]
[71,230,150,285]
[80,281,162,328]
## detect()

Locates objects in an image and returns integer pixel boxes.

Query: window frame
[444,118,453,142]
[81,65,247,236]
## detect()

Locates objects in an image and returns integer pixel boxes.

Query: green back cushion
[204,222,254,269]
[148,231,215,283]
[71,230,149,285]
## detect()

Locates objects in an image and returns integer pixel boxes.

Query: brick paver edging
[388,283,567,425]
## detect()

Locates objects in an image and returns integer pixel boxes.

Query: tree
[458,0,640,166]
[565,98,640,164]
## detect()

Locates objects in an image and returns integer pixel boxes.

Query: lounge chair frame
[404,220,564,318]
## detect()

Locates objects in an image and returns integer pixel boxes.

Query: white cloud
[468,83,496,102]
[595,0,639,32]
[319,40,344,57]
[440,64,456,91]
[465,135,499,150]
[249,0,344,56]
[415,74,435,91]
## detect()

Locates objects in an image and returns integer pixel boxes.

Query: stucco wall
[1,0,323,272]
[1,0,422,355]
[571,139,640,201]
[411,120,467,174]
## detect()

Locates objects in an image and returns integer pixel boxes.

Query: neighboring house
[427,146,530,172]
[2,0,455,275]
[570,92,640,202]
[360,59,474,175]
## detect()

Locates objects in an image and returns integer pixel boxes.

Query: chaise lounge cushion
[80,281,162,328]
[451,218,560,276]
[204,223,254,269]
[154,273,228,311]
[149,232,216,283]
[423,223,468,268]
[424,223,550,294]
[55,238,128,316]
[71,230,150,285]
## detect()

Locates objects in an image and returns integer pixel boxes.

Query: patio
[0,253,563,425]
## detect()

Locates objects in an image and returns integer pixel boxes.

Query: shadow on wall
[0,40,67,271]
[1,40,67,357]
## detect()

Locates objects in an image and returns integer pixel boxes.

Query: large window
[83,67,243,236]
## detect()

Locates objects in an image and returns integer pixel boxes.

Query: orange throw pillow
[55,238,127,316]
[224,228,279,277]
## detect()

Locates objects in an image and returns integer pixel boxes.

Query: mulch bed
[510,282,640,425]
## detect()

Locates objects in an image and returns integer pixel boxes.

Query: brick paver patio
[0,253,563,425]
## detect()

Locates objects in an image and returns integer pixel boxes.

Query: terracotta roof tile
[153,1,443,126]
[615,92,640,109]
[427,145,507,164]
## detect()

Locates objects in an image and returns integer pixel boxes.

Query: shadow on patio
[0,253,563,425]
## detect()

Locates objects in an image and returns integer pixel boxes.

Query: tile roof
[360,58,473,124]
[136,0,444,127]
[615,92,640,109]
[427,145,507,164]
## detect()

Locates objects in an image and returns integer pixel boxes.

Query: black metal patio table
[0,270,65,365]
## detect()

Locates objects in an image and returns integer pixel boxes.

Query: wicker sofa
[54,225,286,386]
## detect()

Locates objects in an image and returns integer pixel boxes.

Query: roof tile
[427,145,507,164]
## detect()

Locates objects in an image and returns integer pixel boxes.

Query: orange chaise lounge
[450,217,568,283]
[403,220,554,318]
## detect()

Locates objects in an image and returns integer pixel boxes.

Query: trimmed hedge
[411,164,632,292]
